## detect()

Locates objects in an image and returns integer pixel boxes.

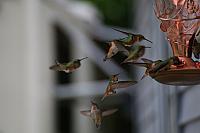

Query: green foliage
[81,0,133,28]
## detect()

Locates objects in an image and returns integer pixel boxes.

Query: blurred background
[0,0,200,133]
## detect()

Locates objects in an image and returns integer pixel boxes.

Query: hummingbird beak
[105,41,112,47]
[144,46,151,48]
[140,74,147,80]
[79,57,88,61]
[144,38,153,43]
[103,55,108,62]
[101,96,106,101]
[111,28,130,35]
[91,100,97,105]
[96,123,101,129]
[113,73,120,76]
[105,41,111,44]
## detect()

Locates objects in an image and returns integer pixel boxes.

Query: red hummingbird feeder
[153,0,200,85]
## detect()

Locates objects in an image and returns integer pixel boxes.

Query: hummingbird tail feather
[49,65,60,71]
[49,66,54,70]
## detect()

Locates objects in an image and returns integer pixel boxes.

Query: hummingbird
[49,57,88,73]
[148,56,183,75]
[120,44,151,64]
[112,28,152,47]
[188,29,200,59]
[130,58,163,80]
[103,40,129,61]
[80,101,118,128]
[101,75,137,101]
[110,73,120,83]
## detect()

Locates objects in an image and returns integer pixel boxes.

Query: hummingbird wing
[104,42,120,61]
[102,109,118,117]
[111,81,137,89]
[115,43,129,56]
[149,60,168,73]
[64,61,75,68]
[194,53,200,59]
[80,110,91,117]
[121,49,139,64]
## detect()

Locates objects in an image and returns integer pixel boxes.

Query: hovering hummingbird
[80,101,118,128]
[101,75,137,101]
[131,58,163,80]
[112,28,152,47]
[103,40,129,61]
[121,44,151,64]
[49,57,88,73]
[110,73,120,83]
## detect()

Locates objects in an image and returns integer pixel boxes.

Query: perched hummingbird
[112,28,152,47]
[103,40,129,61]
[80,101,118,128]
[121,44,151,64]
[148,56,183,75]
[101,76,137,101]
[130,58,163,80]
[49,57,88,73]
[188,29,200,59]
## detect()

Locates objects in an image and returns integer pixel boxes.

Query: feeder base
[152,69,200,86]
[150,57,200,86]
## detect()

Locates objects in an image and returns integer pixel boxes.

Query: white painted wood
[0,1,55,133]
[179,86,200,126]
[182,120,200,133]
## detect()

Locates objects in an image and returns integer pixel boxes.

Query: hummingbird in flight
[121,44,151,64]
[112,28,152,47]
[80,101,118,128]
[109,73,120,83]
[49,57,88,73]
[101,74,137,101]
[103,40,129,61]
[130,58,163,80]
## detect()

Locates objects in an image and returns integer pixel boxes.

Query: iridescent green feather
[119,35,132,43]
